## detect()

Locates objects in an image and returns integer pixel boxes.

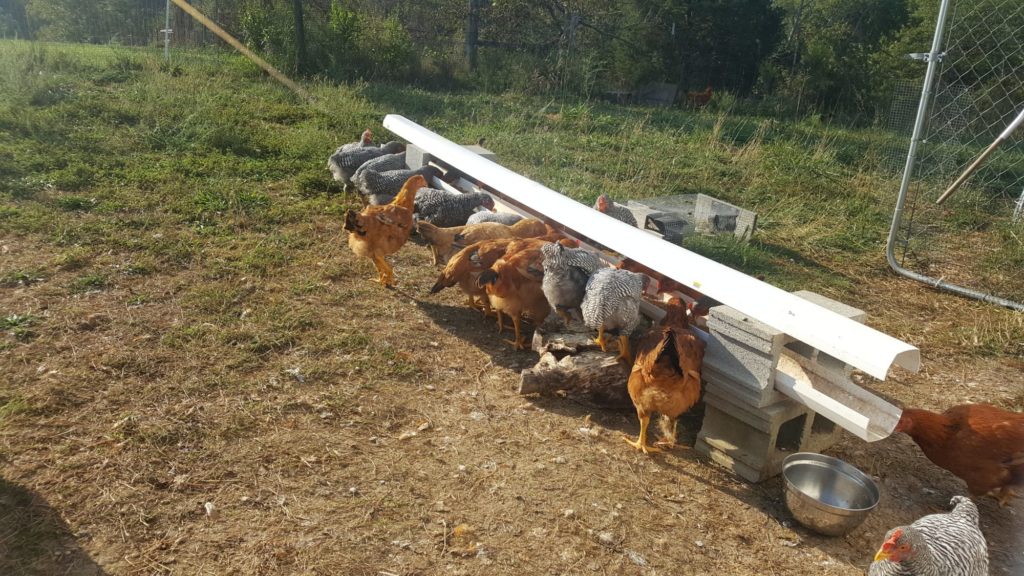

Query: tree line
[1,0,1018,125]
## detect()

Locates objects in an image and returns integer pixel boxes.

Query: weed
[55,195,95,211]
[0,270,45,287]
[68,273,107,293]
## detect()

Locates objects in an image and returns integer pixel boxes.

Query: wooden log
[518,349,630,403]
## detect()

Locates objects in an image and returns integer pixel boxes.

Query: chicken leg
[556,308,573,325]
[372,256,395,287]
[593,325,608,352]
[504,314,528,350]
[495,309,505,334]
[617,335,632,364]
[624,412,661,454]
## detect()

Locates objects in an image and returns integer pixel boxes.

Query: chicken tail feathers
[342,209,362,235]
[478,269,499,288]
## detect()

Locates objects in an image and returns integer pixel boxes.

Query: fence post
[292,0,307,74]
[465,0,479,71]
[162,0,172,60]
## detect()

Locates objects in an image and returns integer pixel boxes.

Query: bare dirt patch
[1,221,1022,576]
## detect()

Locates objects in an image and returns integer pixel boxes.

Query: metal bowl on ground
[782,452,879,536]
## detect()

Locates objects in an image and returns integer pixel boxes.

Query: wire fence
[887,0,1024,308]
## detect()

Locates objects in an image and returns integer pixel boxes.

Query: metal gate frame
[885,0,1024,312]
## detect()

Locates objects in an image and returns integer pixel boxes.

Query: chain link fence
[887,0,1024,309]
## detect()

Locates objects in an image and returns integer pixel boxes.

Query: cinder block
[694,290,865,482]
[696,387,843,482]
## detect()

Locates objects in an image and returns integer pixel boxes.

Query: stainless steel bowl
[782,452,879,537]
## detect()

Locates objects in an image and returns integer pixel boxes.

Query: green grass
[0,38,1020,311]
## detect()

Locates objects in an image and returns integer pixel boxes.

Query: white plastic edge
[384,114,921,380]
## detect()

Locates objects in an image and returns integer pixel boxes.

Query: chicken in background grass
[624,297,704,454]
[581,268,648,363]
[335,128,373,153]
[540,242,603,324]
[686,85,713,107]
[894,403,1024,506]
[342,174,424,287]
[593,194,637,227]
[868,496,988,576]
[327,140,405,192]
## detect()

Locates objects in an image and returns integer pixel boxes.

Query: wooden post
[465,0,479,71]
[292,0,308,74]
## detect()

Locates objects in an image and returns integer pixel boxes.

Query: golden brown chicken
[342,174,424,287]
[416,221,467,266]
[429,237,516,313]
[452,218,548,249]
[895,403,1024,506]
[624,297,705,454]
[417,218,548,266]
[478,244,550,350]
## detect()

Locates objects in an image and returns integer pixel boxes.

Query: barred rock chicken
[430,238,516,314]
[328,140,405,189]
[540,242,603,324]
[352,151,407,189]
[895,403,1024,506]
[869,496,988,576]
[466,211,524,226]
[581,268,648,363]
[342,174,424,287]
[478,241,551,350]
[625,298,705,454]
[415,189,496,228]
[358,165,446,206]
[616,257,720,324]
[593,194,637,227]
[336,128,374,153]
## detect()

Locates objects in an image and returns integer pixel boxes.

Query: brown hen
[895,403,1024,506]
[343,174,424,287]
[624,297,705,454]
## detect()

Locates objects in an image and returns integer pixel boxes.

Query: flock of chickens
[328,130,1022,575]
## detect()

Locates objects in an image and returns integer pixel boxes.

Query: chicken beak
[873,549,891,562]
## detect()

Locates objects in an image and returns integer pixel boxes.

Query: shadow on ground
[0,477,108,576]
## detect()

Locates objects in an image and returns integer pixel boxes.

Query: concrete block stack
[695,290,865,482]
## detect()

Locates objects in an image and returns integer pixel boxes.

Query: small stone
[562,509,575,518]
[348,487,359,496]
[552,456,567,464]
[203,502,216,517]
[695,540,704,548]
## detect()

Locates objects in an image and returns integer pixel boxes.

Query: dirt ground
[1,217,1022,575]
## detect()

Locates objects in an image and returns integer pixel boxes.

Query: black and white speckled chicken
[581,268,648,363]
[352,151,407,190]
[414,189,496,228]
[594,194,637,227]
[358,165,445,205]
[541,242,603,324]
[336,128,374,153]
[869,496,988,576]
[327,140,405,189]
[466,211,524,226]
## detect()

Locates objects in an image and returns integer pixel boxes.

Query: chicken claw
[593,325,608,352]
[624,415,661,454]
